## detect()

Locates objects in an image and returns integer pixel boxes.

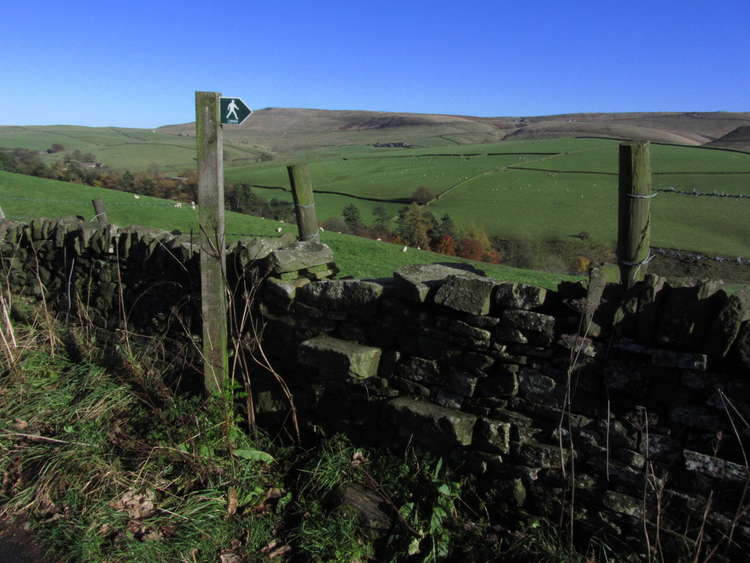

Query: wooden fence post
[92,199,108,224]
[617,141,653,289]
[195,91,228,395]
[287,164,320,242]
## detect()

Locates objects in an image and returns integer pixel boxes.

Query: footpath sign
[220,97,253,125]
[195,91,255,394]
[195,91,229,394]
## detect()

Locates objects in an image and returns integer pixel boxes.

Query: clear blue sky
[2,0,748,127]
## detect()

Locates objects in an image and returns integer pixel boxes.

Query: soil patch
[0,517,61,563]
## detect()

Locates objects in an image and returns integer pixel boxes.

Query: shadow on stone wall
[2,216,750,560]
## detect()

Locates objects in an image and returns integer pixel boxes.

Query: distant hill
[158,109,750,155]
[704,125,750,151]
[2,110,748,171]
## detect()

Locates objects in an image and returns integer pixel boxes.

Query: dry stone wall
[259,263,750,559]
[2,217,750,559]
[0,217,335,345]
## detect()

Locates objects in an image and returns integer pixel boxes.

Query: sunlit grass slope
[0,170,576,288]
[226,139,750,258]
[0,125,266,172]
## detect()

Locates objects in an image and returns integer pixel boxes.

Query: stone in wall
[298,335,381,379]
[652,349,708,371]
[618,274,662,344]
[706,288,750,359]
[395,356,441,385]
[683,450,749,482]
[394,262,485,303]
[265,240,333,273]
[494,283,546,311]
[496,310,555,346]
[656,279,725,350]
[235,233,295,264]
[297,279,385,312]
[473,418,511,454]
[433,275,497,315]
[735,321,750,370]
[585,265,623,337]
[264,277,310,309]
[383,397,477,452]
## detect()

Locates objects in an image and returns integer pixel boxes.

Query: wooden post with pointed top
[287,164,319,242]
[195,91,228,394]
[617,141,652,290]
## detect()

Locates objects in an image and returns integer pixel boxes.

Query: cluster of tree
[225,183,295,222]
[323,202,503,264]
[0,147,198,201]
[0,147,292,218]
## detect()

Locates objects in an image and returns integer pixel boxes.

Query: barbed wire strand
[2,186,748,265]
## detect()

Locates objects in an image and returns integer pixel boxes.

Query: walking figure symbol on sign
[225,99,239,121]
[219,97,252,125]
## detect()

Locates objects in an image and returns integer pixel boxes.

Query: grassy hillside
[225,138,750,259]
[0,125,268,172]
[2,112,748,263]
[705,126,750,151]
[159,108,750,153]
[0,170,575,288]
[3,110,749,171]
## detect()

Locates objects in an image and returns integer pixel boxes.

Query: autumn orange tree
[432,234,456,256]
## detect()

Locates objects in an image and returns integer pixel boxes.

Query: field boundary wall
[2,216,750,559]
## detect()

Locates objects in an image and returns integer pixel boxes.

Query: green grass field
[3,124,749,260]
[225,139,750,258]
[0,170,574,288]
[0,125,268,173]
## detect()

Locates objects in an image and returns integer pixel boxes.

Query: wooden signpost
[195,91,229,394]
[195,91,319,394]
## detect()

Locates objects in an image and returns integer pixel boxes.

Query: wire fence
[656,187,750,199]
[1,194,194,208]
[2,175,749,265]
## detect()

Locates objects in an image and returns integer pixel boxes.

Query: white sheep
[174,202,183,208]
[276,227,283,233]
[402,246,408,252]
[134,194,140,199]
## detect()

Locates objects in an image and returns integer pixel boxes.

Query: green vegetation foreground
[0,300,614,561]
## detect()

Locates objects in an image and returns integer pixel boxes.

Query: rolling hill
[705,125,750,151]
[2,108,748,280]
[223,137,750,259]
[158,108,750,156]
[2,110,748,172]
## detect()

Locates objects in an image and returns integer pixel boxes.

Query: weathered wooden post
[92,199,108,224]
[617,141,653,289]
[287,163,320,242]
[195,91,228,394]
